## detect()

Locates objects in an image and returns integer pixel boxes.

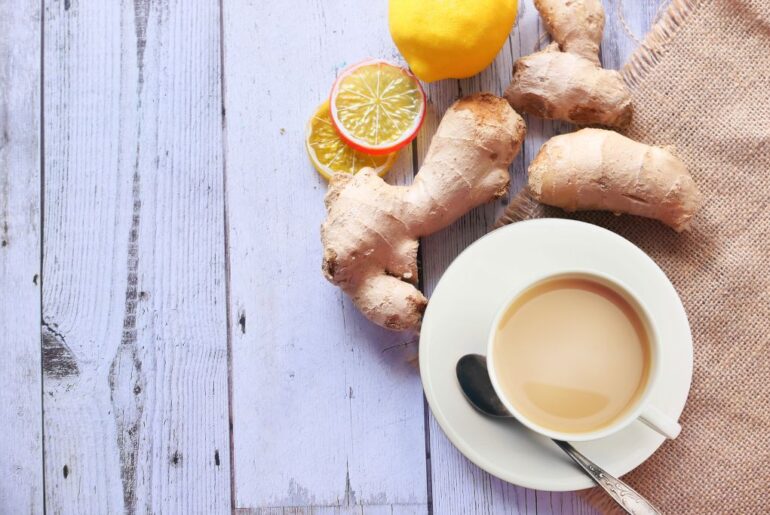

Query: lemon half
[330,59,426,155]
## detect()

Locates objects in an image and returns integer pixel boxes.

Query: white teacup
[486,270,681,442]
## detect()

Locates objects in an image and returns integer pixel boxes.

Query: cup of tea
[486,270,681,442]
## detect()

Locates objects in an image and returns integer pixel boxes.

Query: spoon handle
[553,440,661,515]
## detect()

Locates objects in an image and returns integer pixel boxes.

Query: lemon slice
[306,101,398,180]
[330,59,426,155]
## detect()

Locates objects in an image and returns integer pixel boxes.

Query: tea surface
[493,278,650,434]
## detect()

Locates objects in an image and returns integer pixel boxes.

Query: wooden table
[1,1,662,513]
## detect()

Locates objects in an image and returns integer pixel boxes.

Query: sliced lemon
[306,101,398,180]
[330,59,426,155]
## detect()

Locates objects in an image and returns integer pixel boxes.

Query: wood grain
[0,1,43,513]
[42,1,230,512]
[418,1,662,513]
[0,0,664,512]
[221,0,427,511]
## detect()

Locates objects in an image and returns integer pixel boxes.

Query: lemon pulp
[306,101,397,180]
[333,61,424,148]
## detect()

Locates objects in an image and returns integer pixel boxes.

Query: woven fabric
[497,0,770,512]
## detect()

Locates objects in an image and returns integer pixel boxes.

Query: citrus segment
[306,101,397,180]
[330,59,426,154]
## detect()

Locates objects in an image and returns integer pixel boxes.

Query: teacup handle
[639,405,681,439]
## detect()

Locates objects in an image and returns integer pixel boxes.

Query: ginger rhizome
[528,129,702,231]
[505,0,632,127]
[321,94,526,331]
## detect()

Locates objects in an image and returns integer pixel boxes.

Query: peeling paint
[109,163,145,514]
[286,478,313,506]
[42,321,79,379]
[343,461,357,506]
[133,0,151,85]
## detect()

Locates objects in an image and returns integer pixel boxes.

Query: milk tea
[492,277,651,434]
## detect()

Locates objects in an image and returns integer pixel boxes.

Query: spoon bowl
[456,354,510,417]
[456,353,661,515]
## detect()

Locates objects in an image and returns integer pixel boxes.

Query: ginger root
[321,94,526,331]
[505,0,632,127]
[528,129,702,231]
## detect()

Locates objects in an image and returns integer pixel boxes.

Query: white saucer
[419,219,693,491]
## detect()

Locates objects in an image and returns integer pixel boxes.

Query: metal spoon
[456,354,661,515]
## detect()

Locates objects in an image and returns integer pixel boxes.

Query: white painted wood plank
[222,0,428,512]
[420,1,662,513]
[42,1,230,513]
[602,0,664,69]
[0,1,43,513]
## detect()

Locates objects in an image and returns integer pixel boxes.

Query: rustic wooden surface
[41,1,230,513]
[0,1,660,513]
[0,1,43,513]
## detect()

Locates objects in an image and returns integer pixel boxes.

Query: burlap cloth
[496,0,770,512]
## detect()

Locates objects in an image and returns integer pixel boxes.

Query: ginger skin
[528,129,702,231]
[505,0,632,127]
[321,94,526,331]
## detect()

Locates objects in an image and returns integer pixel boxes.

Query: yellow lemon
[389,0,518,82]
